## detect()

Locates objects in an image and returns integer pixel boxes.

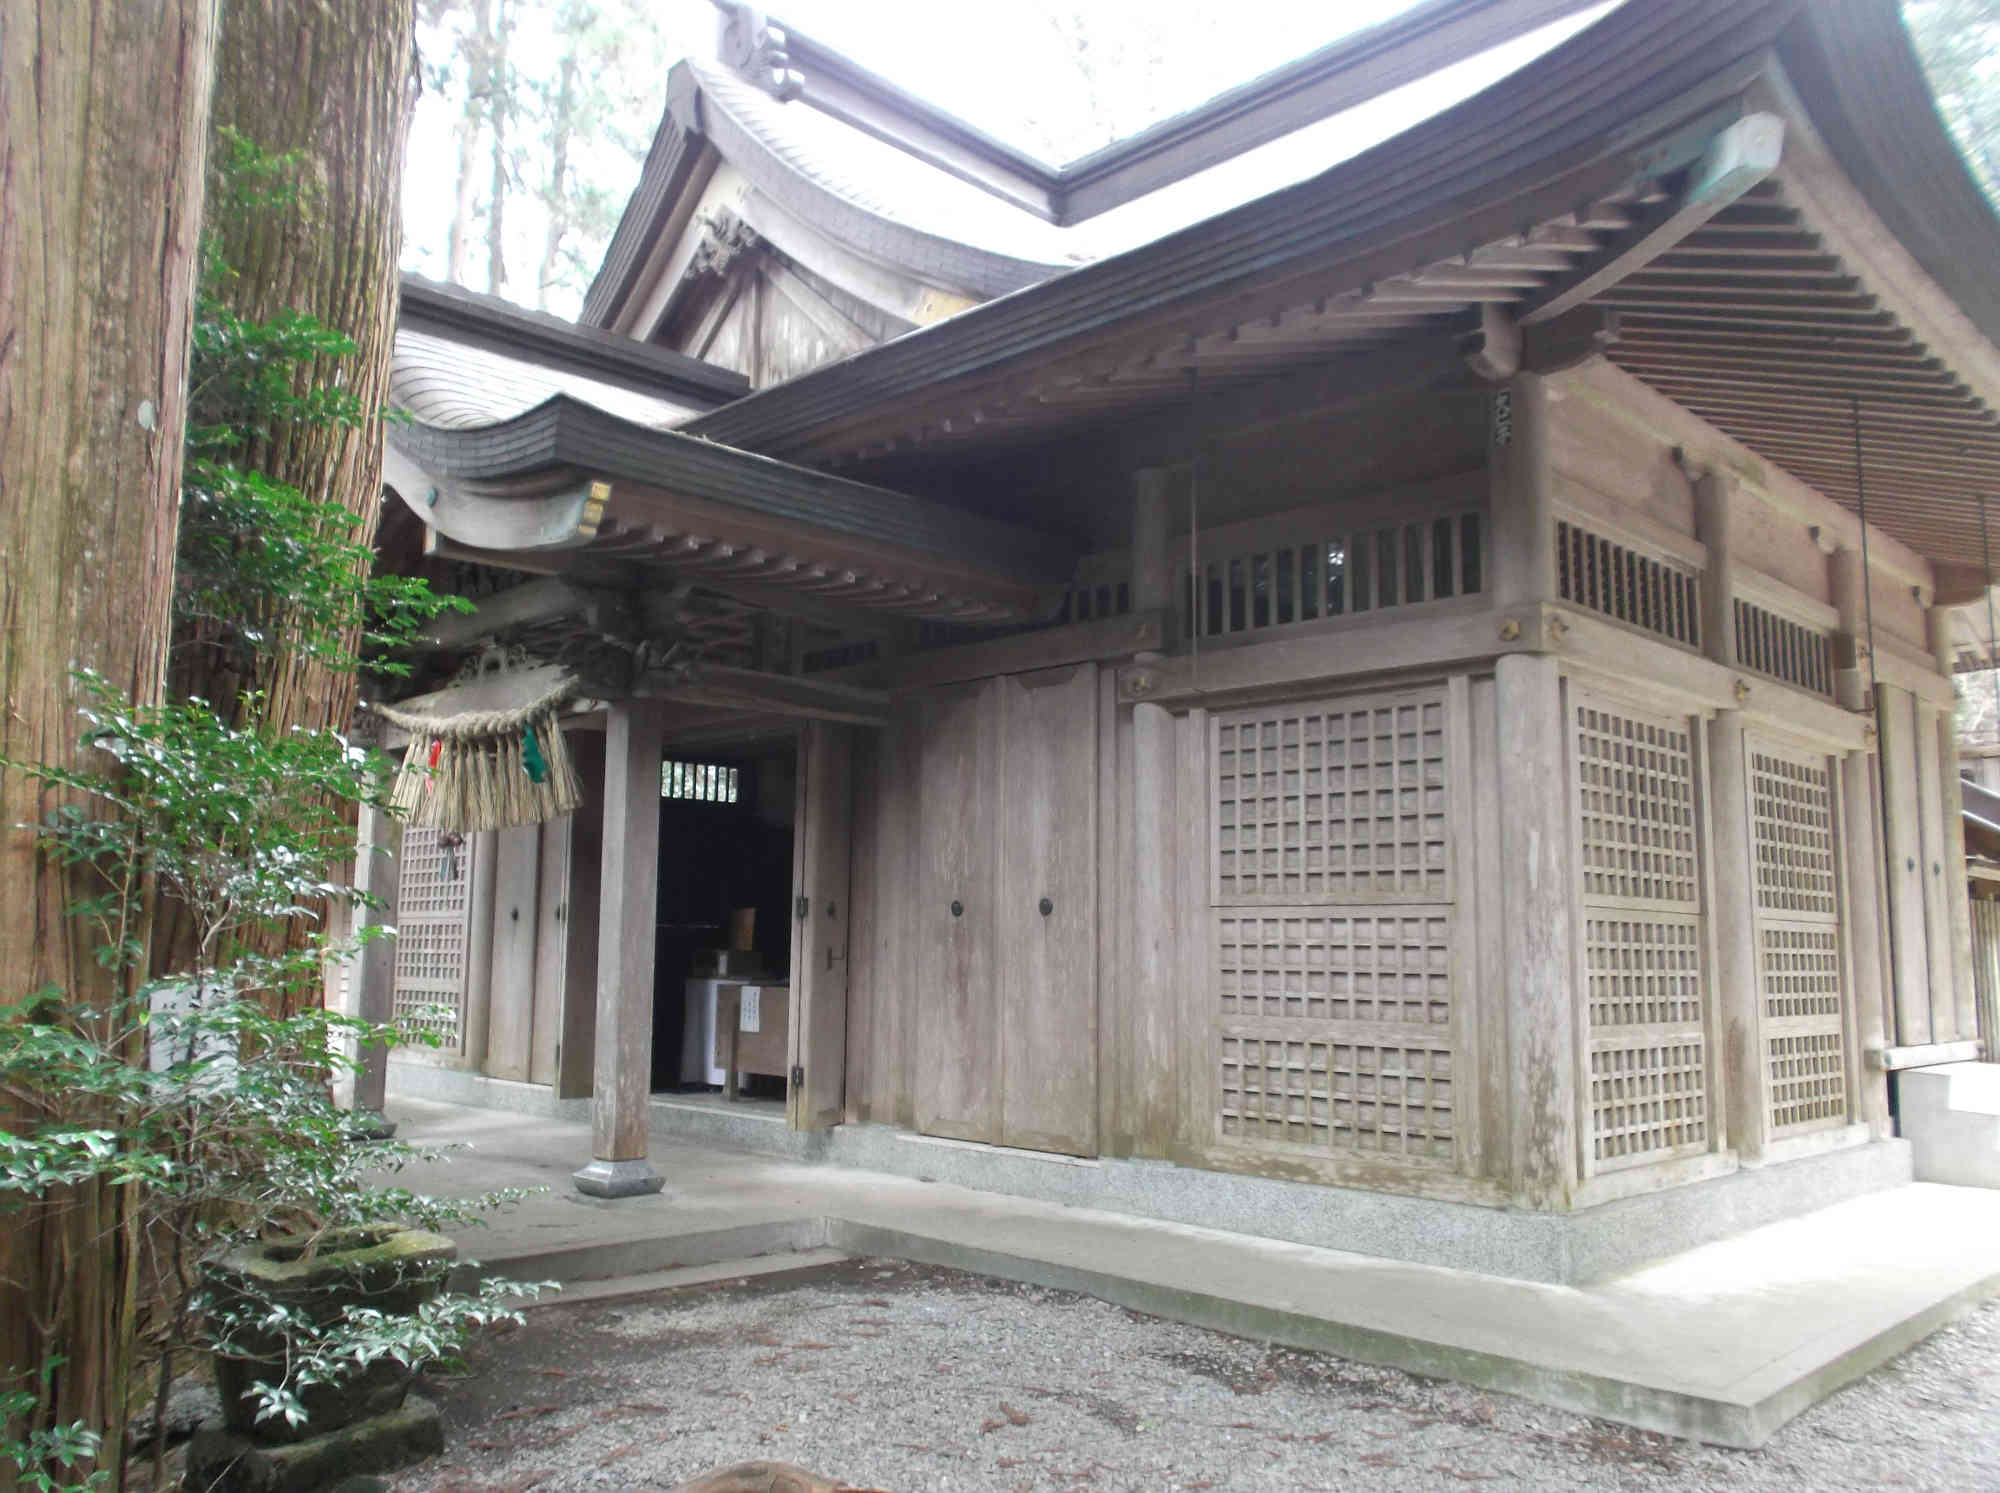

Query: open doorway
[651,738,798,1113]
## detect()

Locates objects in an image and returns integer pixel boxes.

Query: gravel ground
[396,1258,2000,1493]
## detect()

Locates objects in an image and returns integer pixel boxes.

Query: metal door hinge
[790,1064,804,1089]
[795,895,810,920]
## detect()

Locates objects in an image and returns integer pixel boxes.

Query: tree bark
[204,0,417,744]
[486,0,513,294]
[0,0,217,1481]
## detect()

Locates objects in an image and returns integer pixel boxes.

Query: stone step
[522,1248,852,1309]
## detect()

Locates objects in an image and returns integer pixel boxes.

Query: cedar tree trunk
[0,0,217,1482]
[155,0,416,1006]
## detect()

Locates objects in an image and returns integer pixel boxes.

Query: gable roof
[668,0,2000,569]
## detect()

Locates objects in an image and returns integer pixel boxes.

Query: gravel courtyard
[396,1257,2000,1492]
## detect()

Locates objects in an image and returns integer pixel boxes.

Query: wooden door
[997,664,1099,1155]
[528,816,571,1086]
[915,682,1001,1142]
[482,825,543,1081]
[788,722,854,1129]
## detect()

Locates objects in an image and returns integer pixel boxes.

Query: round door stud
[950,899,964,918]
[1039,896,1054,917]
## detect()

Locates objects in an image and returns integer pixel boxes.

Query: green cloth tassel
[521,723,548,784]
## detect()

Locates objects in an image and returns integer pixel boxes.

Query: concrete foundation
[390,1062,1912,1285]
[1900,1061,2000,1188]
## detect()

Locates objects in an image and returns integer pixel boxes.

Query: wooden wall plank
[529,815,571,1086]
[997,664,1100,1155]
[559,735,604,1099]
[483,825,543,1082]
[914,681,1000,1141]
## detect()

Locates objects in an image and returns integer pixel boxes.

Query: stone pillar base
[573,1157,666,1198]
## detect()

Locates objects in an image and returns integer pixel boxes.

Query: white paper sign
[739,986,761,1034]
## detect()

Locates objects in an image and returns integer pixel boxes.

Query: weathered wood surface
[1497,654,1576,1207]
[1706,711,1766,1163]
[1913,699,1962,1044]
[483,825,543,1082]
[1127,699,1177,1159]
[997,666,1099,1156]
[460,830,500,1071]
[914,682,1000,1141]
[351,803,402,1112]
[592,701,665,1162]
[790,721,853,1130]
[530,814,571,1086]
[1876,685,1935,1047]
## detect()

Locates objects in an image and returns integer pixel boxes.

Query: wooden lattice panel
[1555,520,1701,649]
[1747,738,1847,1136]
[1749,750,1839,917]
[1216,911,1451,1026]
[1574,703,1698,906]
[1767,1031,1848,1131]
[1219,1037,1453,1160]
[1572,689,1710,1172]
[1213,695,1447,903]
[1734,600,1833,697]
[391,825,469,1050]
[1588,1042,1707,1165]
[1209,687,1458,1171]
[1583,915,1703,1028]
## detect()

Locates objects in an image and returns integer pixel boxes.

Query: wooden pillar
[1707,711,1765,1163]
[1931,608,1979,1043]
[1496,653,1577,1207]
[1913,696,1961,1042]
[1131,467,1173,616]
[1695,469,1764,1160]
[1841,749,1893,1137]
[1877,684,1935,1047]
[350,801,401,1118]
[574,699,666,1198]
[1486,371,1575,1206]
[1828,546,1872,714]
[461,830,499,1071]
[1694,470,1738,669]
[1488,372,1553,610]
[1129,699,1179,1157]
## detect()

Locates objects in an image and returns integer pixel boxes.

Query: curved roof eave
[1778,0,2000,356]
[580,62,1076,332]
[682,0,1813,456]
[384,393,1077,586]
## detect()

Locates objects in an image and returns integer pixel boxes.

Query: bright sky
[737,0,1457,165]
[402,0,1615,313]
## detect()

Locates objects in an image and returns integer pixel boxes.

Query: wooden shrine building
[360,0,2000,1278]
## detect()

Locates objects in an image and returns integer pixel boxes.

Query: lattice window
[1588,1043,1707,1164]
[391,825,469,1051]
[1209,688,1458,1171]
[1574,705,1699,906]
[662,760,739,803]
[1748,738,1847,1136]
[1572,690,1709,1172]
[1213,697,1447,903]
[1555,520,1700,649]
[1767,1032,1847,1131]
[1185,510,1482,640]
[1219,1037,1454,1159]
[1217,912,1451,1026]
[1749,751,1838,917]
[1734,600,1833,697]
[1584,915,1703,1028]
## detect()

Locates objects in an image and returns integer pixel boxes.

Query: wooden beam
[638,663,891,727]
[1518,113,1786,327]
[873,610,1167,693]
